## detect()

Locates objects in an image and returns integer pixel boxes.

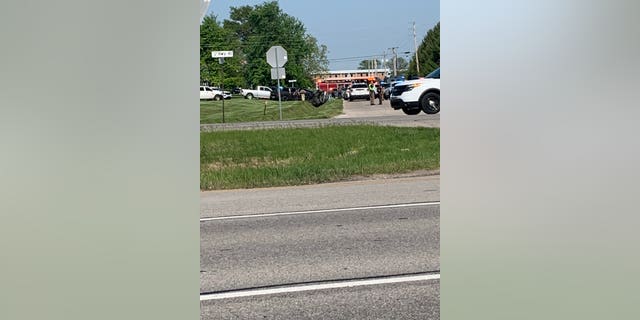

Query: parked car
[208,87,232,99]
[390,68,440,115]
[389,75,406,86]
[241,86,272,99]
[269,87,300,101]
[200,86,227,101]
[347,83,371,101]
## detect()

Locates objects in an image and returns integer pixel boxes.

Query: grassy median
[201,125,439,190]
[200,97,343,124]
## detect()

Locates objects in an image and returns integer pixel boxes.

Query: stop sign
[266,46,288,68]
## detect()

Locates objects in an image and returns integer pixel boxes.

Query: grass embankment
[201,125,439,190]
[200,97,343,124]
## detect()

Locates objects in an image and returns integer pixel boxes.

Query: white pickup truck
[241,86,272,99]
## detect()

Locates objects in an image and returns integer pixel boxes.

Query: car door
[260,87,271,99]
[200,86,206,99]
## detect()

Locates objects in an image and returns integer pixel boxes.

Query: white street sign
[211,51,234,58]
[271,67,286,80]
[266,46,287,68]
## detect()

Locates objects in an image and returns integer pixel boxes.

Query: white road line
[200,273,440,301]
[200,201,440,222]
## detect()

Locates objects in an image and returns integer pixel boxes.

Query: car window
[351,84,367,88]
[426,68,440,79]
[200,87,204,91]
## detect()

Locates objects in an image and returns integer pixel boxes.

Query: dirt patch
[204,157,295,170]
[340,169,440,182]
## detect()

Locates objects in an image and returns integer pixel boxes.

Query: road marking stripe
[200,273,440,301]
[200,201,440,222]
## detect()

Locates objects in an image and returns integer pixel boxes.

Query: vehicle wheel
[214,95,222,101]
[420,92,440,114]
[349,97,353,102]
[246,93,254,100]
[402,107,421,115]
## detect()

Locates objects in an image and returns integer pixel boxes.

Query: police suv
[390,68,440,115]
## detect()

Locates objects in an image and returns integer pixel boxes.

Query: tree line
[200,1,328,90]
[407,22,440,77]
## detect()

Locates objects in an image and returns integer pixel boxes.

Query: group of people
[368,81,384,106]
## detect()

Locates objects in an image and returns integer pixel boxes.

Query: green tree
[407,22,440,77]
[385,57,409,72]
[300,35,329,82]
[223,1,328,88]
[200,15,243,89]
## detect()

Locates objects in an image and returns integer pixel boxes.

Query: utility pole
[413,21,420,75]
[389,47,398,77]
[383,50,387,73]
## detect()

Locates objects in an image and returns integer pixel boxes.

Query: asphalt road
[201,280,440,320]
[200,176,440,319]
[200,205,439,293]
[201,175,440,219]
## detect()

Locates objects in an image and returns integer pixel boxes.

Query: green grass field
[200,97,343,124]
[201,125,439,190]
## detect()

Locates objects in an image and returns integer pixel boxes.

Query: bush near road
[201,125,439,190]
[201,96,342,124]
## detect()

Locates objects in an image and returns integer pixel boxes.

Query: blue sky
[206,0,440,70]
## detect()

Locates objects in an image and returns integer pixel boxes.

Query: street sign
[267,46,288,121]
[211,51,233,58]
[266,46,287,68]
[271,67,286,80]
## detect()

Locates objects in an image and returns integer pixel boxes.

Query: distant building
[313,69,390,92]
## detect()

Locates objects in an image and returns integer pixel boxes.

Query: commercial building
[313,68,390,92]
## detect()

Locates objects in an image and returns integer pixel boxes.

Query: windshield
[426,68,440,79]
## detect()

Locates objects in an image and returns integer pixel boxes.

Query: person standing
[377,83,384,105]
[368,81,376,105]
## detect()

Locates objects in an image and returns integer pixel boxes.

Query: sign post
[212,51,233,123]
[266,46,288,120]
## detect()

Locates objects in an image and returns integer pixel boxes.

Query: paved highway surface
[201,280,440,319]
[200,204,439,293]
[200,177,440,319]
[201,175,440,219]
